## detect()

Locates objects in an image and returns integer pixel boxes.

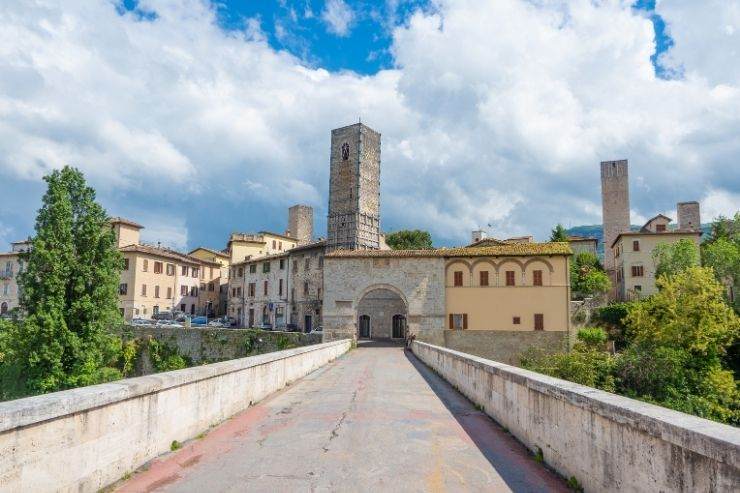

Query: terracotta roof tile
[326,242,572,258]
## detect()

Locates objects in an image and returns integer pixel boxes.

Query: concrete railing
[0,339,351,493]
[412,341,740,493]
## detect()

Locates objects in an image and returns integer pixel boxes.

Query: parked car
[256,323,273,331]
[130,318,151,326]
[190,316,208,326]
[309,325,323,334]
[285,323,299,332]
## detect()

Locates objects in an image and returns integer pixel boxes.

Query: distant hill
[566,224,711,258]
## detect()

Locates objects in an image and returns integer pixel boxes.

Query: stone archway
[356,287,408,340]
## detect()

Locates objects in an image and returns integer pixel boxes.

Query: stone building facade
[677,201,701,232]
[288,240,325,332]
[327,123,381,251]
[0,241,31,316]
[323,243,572,352]
[600,159,630,280]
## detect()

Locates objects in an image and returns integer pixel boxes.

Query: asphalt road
[118,342,568,493]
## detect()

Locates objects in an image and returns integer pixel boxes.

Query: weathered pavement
[118,342,568,493]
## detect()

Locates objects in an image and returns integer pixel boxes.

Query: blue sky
[1,0,739,252]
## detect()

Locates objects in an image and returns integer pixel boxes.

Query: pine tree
[550,224,568,242]
[6,166,123,395]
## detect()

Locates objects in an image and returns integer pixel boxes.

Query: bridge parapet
[412,341,740,493]
[0,339,351,493]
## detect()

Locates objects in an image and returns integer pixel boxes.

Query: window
[293,261,298,273]
[123,258,129,271]
[153,262,162,274]
[167,287,172,299]
[166,263,175,276]
[513,316,521,325]
[632,240,640,252]
[615,246,620,258]
[141,284,147,296]
[192,267,199,278]
[182,265,189,276]
[236,286,242,296]
[319,256,324,268]
[506,271,516,286]
[634,285,642,292]
[119,283,128,295]
[656,224,666,232]
[448,313,468,330]
[208,282,214,292]
[533,270,543,286]
[249,264,256,274]
[238,267,244,277]
[154,285,160,298]
[453,271,463,287]
[534,314,544,331]
[279,241,282,250]
[200,283,206,291]
[263,262,271,273]
[479,271,489,286]
[143,259,148,272]
[181,285,188,296]
[631,265,644,277]
[190,286,198,297]
[279,259,285,269]
[264,280,268,296]
[272,240,276,249]
[248,283,255,297]
[209,267,213,279]
[279,279,284,296]
[304,281,309,295]
[305,258,310,271]
[181,303,186,312]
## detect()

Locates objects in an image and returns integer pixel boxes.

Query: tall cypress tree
[7,166,123,395]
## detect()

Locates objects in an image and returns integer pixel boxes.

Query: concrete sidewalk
[118,342,568,492]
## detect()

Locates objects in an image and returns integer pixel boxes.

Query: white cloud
[322,0,354,36]
[701,188,740,222]
[0,0,738,249]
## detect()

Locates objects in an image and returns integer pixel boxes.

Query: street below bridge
[118,342,568,492]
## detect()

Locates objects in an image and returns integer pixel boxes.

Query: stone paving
[117,342,568,492]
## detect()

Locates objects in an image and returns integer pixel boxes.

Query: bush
[576,327,607,348]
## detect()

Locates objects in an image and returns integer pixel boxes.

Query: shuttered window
[453,271,463,287]
[506,271,515,286]
[480,271,489,286]
[534,314,544,331]
[533,270,543,286]
[631,265,644,277]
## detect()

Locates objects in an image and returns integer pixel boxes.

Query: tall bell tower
[326,123,381,251]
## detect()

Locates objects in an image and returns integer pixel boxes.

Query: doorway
[359,315,370,338]
[392,315,406,339]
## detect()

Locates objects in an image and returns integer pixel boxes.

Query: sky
[1,0,739,252]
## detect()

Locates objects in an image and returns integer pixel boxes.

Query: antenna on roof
[359,116,362,124]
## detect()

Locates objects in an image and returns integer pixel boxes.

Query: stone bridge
[1,341,738,492]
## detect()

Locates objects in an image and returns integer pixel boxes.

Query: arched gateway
[356,287,407,340]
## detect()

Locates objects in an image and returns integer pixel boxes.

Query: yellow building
[189,247,230,317]
[611,214,702,300]
[111,218,222,320]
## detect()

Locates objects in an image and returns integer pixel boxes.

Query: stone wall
[442,330,569,365]
[412,341,740,493]
[356,288,407,339]
[123,326,322,369]
[0,339,351,493]
[323,256,446,343]
[600,159,630,276]
[288,204,313,245]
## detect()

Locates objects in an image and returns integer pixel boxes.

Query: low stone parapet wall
[440,329,569,365]
[412,341,740,492]
[0,339,351,493]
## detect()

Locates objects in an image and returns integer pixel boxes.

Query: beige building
[567,236,598,256]
[0,241,31,316]
[611,214,702,300]
[111,218,222,320]
[189,247,230,317]
[323,242,572,342]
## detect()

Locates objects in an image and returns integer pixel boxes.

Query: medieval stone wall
[600,159,630,280]
[288,205,313,245]
[677,201,701,231]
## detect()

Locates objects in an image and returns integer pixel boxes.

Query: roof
[231,251,289,267]
[189,246,229,259]
[109,217,144,229]
[567,236,598,243]
[610,230,702,249]
[120,244,221,266]
[467,238,508,248]
[327,242,572,259]
[287,239,327,254]
[641,214,672,232]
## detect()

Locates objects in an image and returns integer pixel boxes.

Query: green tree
[1,166,123,398]
[570,252,610,298]
[652,238,700,278]
[385,229,433,250]
[550,224,568,242]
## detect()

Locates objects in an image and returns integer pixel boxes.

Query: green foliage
[593,302,633,350]
[701,214,740,312]
[549,224,568,242]
[385,229,433,250]
[576,327,608,348]
[170,440,182,451]
[275,334,297,351]
[652,239,700,279]
[1,166,123,398]
[147,338,189,372]
[567,476,583,492]
[570,252,610,299]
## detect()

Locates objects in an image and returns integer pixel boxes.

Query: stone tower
[288,205,313,245]
[677,201,701,232]
[601,160,630,275]
[327,123,381,251]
